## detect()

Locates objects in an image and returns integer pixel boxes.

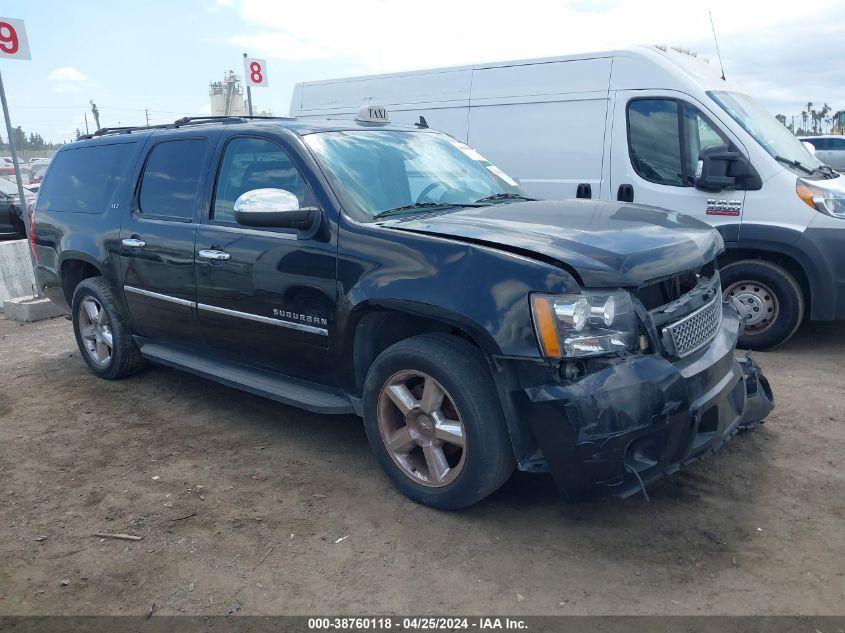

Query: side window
[683,104,728,181]
[36,143,138,214]
[138,139,208,220]
[627,99,684,186]
[832,138,845,150]
[212,137,317,224]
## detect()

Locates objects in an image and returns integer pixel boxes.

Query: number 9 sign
[243,57,268,87]
[0,17,31,60]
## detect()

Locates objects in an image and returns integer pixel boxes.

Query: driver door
[194,134,338,385]
[610,91,747,241]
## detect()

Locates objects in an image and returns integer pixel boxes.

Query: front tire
[362,333,515,510]
[71,276,145,379]
[721,260,804,350]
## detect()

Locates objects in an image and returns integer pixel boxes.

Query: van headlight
[796,178,845,218]
[530,290,638,358]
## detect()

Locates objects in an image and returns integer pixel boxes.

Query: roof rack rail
[173,115,295,126]
[77,114,297,140]
[78,123,174,140]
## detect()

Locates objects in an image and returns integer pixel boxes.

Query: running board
[138,343,355,415]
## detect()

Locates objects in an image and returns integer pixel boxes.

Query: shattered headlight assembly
[530,290,639,358]
[796,178,845,218]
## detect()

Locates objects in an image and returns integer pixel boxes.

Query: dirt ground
[0,315,842,616]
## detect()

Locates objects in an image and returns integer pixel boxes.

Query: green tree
[12,126,26,150]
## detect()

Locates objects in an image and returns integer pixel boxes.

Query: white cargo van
[290,45,845,349]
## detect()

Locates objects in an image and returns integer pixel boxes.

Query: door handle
[617,184,635,203]
[198,249,231,261]
[121,237,146,248]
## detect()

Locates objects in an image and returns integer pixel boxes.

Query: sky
[2,0,844,144]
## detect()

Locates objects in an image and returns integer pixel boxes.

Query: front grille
[662,294,723,358]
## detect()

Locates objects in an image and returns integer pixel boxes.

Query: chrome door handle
[198,249,231,261]
[122,237,146,248]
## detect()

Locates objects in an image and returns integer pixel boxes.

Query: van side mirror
[233,188,320,233]
[694,144,740,193]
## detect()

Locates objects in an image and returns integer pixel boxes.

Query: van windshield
[708,91,825,173]
[303,130,529,219]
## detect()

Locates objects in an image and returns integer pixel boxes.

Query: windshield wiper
[475,192,538,203]
[372,201,486,221]
[774,155,814,175]
[814,163,839,179]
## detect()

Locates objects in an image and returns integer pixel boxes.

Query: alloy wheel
[78,296,113,365]
[377,370,466,487]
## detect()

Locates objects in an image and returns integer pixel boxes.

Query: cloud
[47,66,91,94]
[47,67,88,82]
[220,0,842,120]
[224,0,836,71]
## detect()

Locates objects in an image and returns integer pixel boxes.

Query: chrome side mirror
[233,188,319,231]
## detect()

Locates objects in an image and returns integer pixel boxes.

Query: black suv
[32,111,773,509]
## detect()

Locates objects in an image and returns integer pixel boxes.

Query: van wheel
[721,260,804,350]
[362,333,514,510]
[71,276,145,379]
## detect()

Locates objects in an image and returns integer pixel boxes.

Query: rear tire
[362,333,514,509]
[721,259,804,350]
[71,276,145,379]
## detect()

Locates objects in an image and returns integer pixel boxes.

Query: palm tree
[820,103,831,133]
[801,110,808,133]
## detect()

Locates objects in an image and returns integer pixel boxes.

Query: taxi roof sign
[355,104,390,124]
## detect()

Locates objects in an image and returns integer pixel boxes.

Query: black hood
[381,200,723,287]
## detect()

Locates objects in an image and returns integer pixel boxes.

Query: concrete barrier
[0,239,37,312]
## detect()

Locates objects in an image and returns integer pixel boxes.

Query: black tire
[721,260,804,350]
[362,333,515,510]
[71,276,145,379]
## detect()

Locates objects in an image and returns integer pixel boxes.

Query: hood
[382,200,723,287]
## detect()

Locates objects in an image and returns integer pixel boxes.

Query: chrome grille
[663,295,723,358]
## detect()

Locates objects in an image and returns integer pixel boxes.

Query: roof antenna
[709,10,726,81]
[415,116,429,129]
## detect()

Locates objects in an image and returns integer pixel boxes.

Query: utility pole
[84,112,89,134]
[90,100,100,130]
[145,108,150,127]
[243,53,253,117]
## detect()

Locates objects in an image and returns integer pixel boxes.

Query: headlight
[530,290,638,358]
[796,178,845,218]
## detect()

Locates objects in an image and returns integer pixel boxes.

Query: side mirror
[694,144,740,193]
[233,188,320,233]
[802,141,817,156]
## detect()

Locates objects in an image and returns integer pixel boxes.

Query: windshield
[303,130,529,219]
[709,90,825,172]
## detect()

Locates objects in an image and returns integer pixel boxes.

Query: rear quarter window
[36,142,138,214]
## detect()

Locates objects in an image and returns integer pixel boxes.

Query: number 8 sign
[0,17,31,60]
[243,57,268,87]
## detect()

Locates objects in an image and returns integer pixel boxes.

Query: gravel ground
[0,315,842,615]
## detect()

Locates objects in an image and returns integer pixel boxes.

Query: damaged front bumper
[515,303,773,502]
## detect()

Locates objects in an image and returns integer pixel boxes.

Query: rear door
[610,91,747,241]
[194,134,337,384]
[119,133,218,346]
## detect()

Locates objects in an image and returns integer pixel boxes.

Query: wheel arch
[59,254,106,306]
[719,247,811,309]
[344,300,501,396]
